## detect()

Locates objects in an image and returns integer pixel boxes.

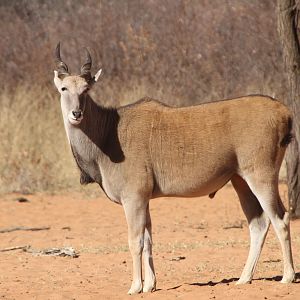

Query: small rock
[61,226,71,231]
[15,197,30,203]
[171,256,186,261]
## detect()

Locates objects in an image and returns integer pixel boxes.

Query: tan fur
[115,97,291,198]
[54,49,295,294]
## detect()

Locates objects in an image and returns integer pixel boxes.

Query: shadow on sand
[167,272,300,290]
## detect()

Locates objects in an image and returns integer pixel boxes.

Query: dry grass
[0,85,78,194]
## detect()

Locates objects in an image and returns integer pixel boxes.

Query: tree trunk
[277,0,300,217]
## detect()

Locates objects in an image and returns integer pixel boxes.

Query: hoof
[142,282,156,293]
[127,282,142,295]
[236,278,251,285]
[281,274,295,284]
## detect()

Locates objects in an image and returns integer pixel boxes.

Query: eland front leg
[123,198,148,294]
[142,204,156,292]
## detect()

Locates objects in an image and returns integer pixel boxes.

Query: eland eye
[61,87,67,91]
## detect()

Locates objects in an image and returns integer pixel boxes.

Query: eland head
[53,42,102,126]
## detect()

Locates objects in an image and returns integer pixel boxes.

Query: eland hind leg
[243,173,295,283]
[231,174,270,284]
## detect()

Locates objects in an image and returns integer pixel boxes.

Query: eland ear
[93,69,102,83]
[54,70,62,90]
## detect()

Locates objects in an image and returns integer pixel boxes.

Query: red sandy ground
[0,184,299,300]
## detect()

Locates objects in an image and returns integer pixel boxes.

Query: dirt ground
[0,184,299,300]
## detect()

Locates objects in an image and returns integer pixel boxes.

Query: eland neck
[61,94,123,164]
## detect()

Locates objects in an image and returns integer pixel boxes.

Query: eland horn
[55,42,69,75]
[80,47,92,77]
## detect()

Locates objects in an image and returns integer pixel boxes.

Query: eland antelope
[53,43,295,294]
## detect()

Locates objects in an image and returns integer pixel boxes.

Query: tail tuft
[280,117,293,147]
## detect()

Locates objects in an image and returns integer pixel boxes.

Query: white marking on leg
[143,205,156,292]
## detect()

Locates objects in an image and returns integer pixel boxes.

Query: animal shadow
[254,272,300,283]
[166,278,239,290]
[172,272,300,289]
[188,277,239,287]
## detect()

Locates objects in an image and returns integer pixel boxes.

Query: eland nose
[72,110,82,119]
